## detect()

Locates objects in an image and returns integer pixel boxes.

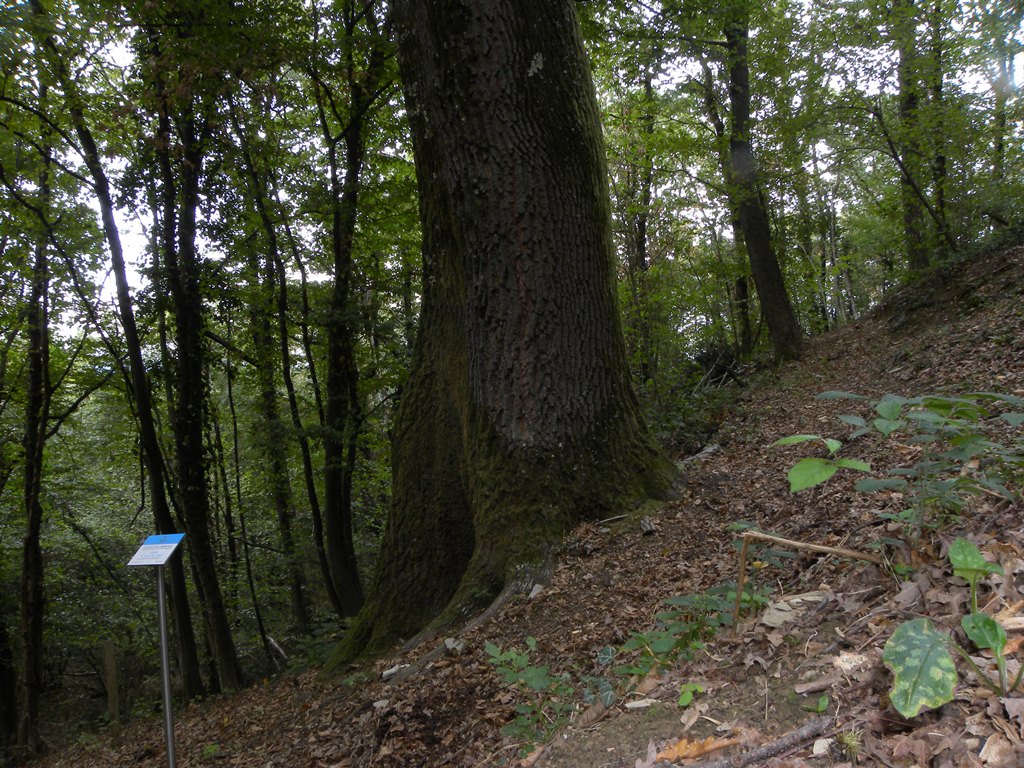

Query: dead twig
[680,716,834,768]
[734,530,884,629]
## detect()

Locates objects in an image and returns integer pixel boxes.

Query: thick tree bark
[724,13,802,361]
[329,0,675,664]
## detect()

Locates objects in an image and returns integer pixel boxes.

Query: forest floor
[34,235,1024,768]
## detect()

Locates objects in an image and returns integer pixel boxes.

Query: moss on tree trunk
[327,0,675,666]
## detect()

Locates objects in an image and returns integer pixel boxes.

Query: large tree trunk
[329,0,675,664]
[724,13,802,361]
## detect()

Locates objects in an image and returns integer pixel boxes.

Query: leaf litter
[32,244,1024,766]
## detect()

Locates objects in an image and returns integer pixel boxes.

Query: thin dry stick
[682,716,834,768]
[733,531,884,628]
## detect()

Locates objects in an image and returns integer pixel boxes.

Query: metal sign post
[128,533,186,768]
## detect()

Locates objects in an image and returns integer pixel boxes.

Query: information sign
[127,532,185,767]
[127,534,186,567]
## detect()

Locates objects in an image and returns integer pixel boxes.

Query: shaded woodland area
[0,0,1021,763]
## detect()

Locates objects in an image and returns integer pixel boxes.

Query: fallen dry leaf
[655,735,740,762]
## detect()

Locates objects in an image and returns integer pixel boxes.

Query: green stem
[952,642,1003,695]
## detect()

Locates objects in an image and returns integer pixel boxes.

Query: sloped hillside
[34,236,1024,767]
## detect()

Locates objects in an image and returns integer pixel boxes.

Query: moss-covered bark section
[326,0,675,668]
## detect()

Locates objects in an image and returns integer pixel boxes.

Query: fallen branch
[734,530,884,627]
[680,716,834,768]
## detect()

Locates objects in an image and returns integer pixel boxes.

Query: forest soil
[32,239,1024,766]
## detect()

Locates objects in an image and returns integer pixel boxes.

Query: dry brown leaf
[575,700,607,729]
[655,735,740,762]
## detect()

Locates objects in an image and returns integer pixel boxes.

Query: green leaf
[948,538,1003,583]
[855,477,909,492]
[837,414,868,428]
[787,458,838,492]
[677,683,703,708]
[836,458,871,472]
[1000,413,1024,427]
[967,392,1024,408]
[961,613,1006,654]
[596,646,616,667]
[883,618,958,718]
[521,665,553,691]
[872,418,905,437]
[824,438,842,455]
[649,635,678,655]
[875,396,906,420]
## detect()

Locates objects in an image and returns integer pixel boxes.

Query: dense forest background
[0,0,1020,759]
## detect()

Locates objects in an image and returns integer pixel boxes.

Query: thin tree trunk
[894,0,930,269]
[273,243,344,616]
[229,102,311,633]
[698,61,752,357]
[0,601,16,754]
[28,1,205,699]
[310,3,390,617]
[19,94,50,751]
[224,348,275,668]
[724,12,802,360]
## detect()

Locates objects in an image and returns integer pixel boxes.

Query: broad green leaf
[816,391,869,401]
[649,635,677,655]
[521,665,553,691]
[906,410,947,425]
[855,477,909,492]
[837,414,867,428]
[824,438,842,455]
[787,458,838,492]
[967,392,1024,408]
[961,613,1006,654]
[883,618,957,718]
[773,434,825,447]
[836,458,871,472]
[949,538,1003,583]
[596,646,616,666]
[875,396,906,420]
[1001,413,1024,427]
[872,418,905,437]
